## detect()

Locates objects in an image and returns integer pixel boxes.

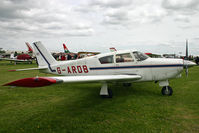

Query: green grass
[0,61,199,133]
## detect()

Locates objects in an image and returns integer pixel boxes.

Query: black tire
[101,89,113,98]
[108,88,113,98]
[123,83,132,87]
[161,86,173,96]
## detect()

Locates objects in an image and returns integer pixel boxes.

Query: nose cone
[184,60,196,67]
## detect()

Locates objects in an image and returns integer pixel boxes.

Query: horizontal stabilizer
[9,67,48,71]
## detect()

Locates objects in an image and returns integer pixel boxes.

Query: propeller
[185,39,188,77]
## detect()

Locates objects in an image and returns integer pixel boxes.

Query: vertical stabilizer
[25,42,33,53]
[33,42,57,70]
[63,43,70,53]
[10,53,15,59]
[109,47,117,52]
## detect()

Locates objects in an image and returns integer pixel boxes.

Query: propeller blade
[186,39,188,60]
[185,65,188,77]
[185,39,188,77]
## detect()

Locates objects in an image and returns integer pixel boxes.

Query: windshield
[133,51,149,61]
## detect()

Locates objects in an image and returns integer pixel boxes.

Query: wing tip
[3,77,59,87]
[8,70,16,72]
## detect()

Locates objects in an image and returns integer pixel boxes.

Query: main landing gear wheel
[161,86,173,96]
[101,89,113,98]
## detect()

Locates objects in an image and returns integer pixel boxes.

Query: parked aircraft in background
[62,43,100,59]
[25,42,33,53]
[0,42,34,64]
[4,41,196,98]
[109,47,117,52]
[77,51,100,59]
[63,43,70,53]
[109,47,158,57]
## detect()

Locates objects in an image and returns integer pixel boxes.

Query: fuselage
[42,50,184,82]
[17,54,32,60]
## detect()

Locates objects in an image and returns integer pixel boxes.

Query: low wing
[3,75,141,87]
[0,58,32,62]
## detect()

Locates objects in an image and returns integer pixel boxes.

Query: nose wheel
[161,86,173,96]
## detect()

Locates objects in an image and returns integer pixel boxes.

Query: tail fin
[109,47,117,52]
[25,42,33,53]
[10,53,15,59]
[33,42,57,70]
[63,43,70,53]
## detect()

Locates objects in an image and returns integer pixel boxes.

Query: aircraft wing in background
[0,58,32,62]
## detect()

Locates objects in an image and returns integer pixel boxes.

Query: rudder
[33,41,57,67]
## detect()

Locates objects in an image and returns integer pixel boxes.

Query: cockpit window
[116,53,134,63]
[99,55,114,64]
[133,51,149,61]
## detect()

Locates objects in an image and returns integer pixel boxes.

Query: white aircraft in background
[4,41,196,98]
[109,47,117,52]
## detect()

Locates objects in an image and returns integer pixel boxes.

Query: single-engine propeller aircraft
[4,41,196,98]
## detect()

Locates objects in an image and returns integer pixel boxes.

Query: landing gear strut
[100,82,113,98]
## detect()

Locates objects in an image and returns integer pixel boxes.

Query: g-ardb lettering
[67,65,89,73]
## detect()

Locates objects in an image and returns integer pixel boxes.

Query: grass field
[0,61,199,133]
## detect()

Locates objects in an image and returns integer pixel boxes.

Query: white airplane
[4,41,196,98]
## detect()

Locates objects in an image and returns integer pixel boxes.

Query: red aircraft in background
[0,42,34,64]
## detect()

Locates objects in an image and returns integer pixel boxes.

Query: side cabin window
[116,53,134,63]
[99,55,114,64]
[133,51,149,61]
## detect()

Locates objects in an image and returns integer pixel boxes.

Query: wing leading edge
[0,58,32,62]
[3,75,141,87]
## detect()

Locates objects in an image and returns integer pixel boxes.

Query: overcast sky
[0,0,199,55]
